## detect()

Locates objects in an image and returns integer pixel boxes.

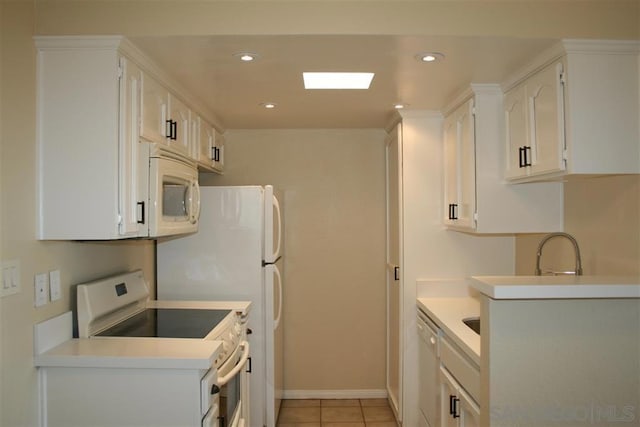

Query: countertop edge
[470,276,640,299]
[417,297,480,365]
[34,338,221,370]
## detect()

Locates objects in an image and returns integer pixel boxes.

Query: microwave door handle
[189,180,201,224]
[217,341,250,386]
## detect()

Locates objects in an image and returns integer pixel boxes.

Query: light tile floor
[277,398,398,427]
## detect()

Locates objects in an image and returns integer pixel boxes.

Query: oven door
[217,341,250,427]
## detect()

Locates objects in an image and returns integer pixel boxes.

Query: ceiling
[130,35,556,130]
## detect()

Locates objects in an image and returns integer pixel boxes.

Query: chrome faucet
[534,232,583,276]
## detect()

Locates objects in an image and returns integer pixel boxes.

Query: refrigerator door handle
[273,265,283,330]
[272,195,282,260]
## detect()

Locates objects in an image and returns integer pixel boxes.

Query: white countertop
[470,275,640,299]
[417,297,480,365]
[34,338,221,370]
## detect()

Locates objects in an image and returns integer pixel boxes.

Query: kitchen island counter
[471,275,640,299]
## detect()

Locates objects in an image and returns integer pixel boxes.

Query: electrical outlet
[34,273,49,307]
[49,270,61,301]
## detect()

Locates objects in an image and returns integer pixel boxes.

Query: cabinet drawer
[440,337,480,403]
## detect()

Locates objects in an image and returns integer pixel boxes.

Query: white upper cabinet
[36,37,150,239]
[443,85,563,234]
[505,61,566,180]
[36,36,222,239]
[192,115,224,173]
[503,39,639,182]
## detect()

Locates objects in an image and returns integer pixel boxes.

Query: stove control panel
[213,312,244,367]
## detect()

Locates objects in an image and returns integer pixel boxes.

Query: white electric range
[36,270,251,427]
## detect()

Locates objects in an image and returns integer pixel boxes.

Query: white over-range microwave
[147,147,200,237]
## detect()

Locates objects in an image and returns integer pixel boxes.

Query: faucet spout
[534,232,583,276]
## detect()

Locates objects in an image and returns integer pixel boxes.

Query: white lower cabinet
[440,367,480,427]
[418,309,480,427]
[40,366,217,427]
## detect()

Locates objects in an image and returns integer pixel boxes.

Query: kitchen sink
[463,317,480,335]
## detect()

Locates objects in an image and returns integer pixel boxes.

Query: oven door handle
[217,341,250,387]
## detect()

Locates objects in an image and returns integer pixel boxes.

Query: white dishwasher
[417,308,441,427]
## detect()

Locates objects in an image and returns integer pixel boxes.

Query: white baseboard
[282,389,388,400]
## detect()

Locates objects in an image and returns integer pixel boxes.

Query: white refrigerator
[157,185,284,427]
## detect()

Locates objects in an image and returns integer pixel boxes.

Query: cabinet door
[198,117,215,169]
[456,100,476,229]
[459,388,480,427]
[504,85,528,179]
[118,57,147,237]
[440,367,459,427]
[140,73,169,145]
[168,94,191,156]
[527,61,566,177]
[212,131,225,173]
[443,114,458,226]
[443,99,476,230]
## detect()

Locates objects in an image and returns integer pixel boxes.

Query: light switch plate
[35,273,48,307]
[0,260,21,298]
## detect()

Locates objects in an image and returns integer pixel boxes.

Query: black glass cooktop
[96,308,232,339]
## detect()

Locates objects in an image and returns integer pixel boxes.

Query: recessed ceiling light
[260,102,277,109]
[415,52,445,63]
[394,103,409,109]
[234,52,259,62]
[303,72,375,89]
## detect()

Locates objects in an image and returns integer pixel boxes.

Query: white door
[386,124,402,422]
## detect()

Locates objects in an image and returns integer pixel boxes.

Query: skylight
[303,72,375,90]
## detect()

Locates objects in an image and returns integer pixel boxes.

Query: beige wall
[200,129,388,393]
[1,3,155,427]
[515,175,640,276]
